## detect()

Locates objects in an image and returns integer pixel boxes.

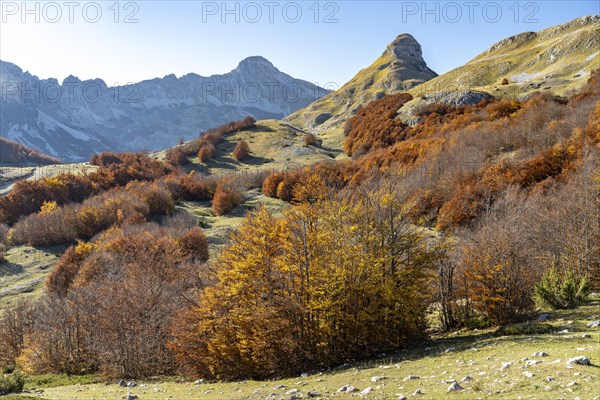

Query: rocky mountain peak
[385,34,424,61]
[235,56,278,73]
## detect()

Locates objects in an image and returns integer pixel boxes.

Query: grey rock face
[420,91,494,108]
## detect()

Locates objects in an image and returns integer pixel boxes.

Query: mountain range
[1,15,598,163]
[0,57,329,161]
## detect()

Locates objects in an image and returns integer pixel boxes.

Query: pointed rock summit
[235,56,278,72]
[385,34,424,60]
[285,33,437,134]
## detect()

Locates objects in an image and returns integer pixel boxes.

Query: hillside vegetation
[0,138,60,166]
[0,18,598,399]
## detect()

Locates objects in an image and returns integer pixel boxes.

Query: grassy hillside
[13,296,600,400]
[156,119,345,172]
[0,246,64,309]
[411,15,599,100]
[286,15,599,148]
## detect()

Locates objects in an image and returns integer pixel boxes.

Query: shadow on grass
[0,262,24,276]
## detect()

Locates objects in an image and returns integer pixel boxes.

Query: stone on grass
[526,360,542,366]
[500,362,512,371]
[286,388,300,395]
[413,389,424,395]
[337,385,358,393]
[546,376,554,382]
[403,375,420,381]
[371,376,386,382]
[523,371,535,378]
[119,379,127,387]
[558,329,569,334]
[537,314,550,321]
[447,382,463,392]
[461,376,473,382]
[581,334,592,338]
[587,320,599,328]
[532,352,548,357]
[567,356,591,365]
[274,385,286,390]
[360,387,373,396]
[566,381,578,387]
[126,393,138,400]
[396,395,408,400]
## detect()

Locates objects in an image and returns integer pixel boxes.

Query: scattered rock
[587,320,600,328]
[194,379,204,385]
[445,347,455,353]
[546,376,554,382]
[581,334,592,338]
[307,390,320,397]
[500,362,512,371]
[558,329,569,334]
[532,352,548,357]
[119,379,127,387]
[127,380,137,387]
[403,375,420,381]
[447,382,463,392]
[413,389,424,395]
[337,385,358,393]
[360,387,373,396]
[526,360,542,366]
[396,395,408,400]
[567,356,591,366]
[274,385,286,390]
[286,388,300,395]
[371,376,386,382]
[126,393,138,400]
[461,376,473,382]
[523,372,535,378]
[566,381,579,387]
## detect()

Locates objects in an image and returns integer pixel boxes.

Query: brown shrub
[198,144,216,163]
[262,172,285,198]
[166,148,190,165]
[177,227,209,263]
[232,140,250,161]
[303,133,319,146]
[212,182,243,216]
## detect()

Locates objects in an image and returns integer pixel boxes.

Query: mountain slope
[409,15,600,100]
[0,57,330,161]
[284,34,437,146]
[0,137,61,165]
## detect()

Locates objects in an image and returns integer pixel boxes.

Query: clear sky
[1,1,598,88]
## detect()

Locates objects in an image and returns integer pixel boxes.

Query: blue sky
[1,1,598,88]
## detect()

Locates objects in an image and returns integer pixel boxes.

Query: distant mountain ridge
[0,57,330,161]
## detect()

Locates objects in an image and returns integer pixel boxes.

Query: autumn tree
[170,178,439,379]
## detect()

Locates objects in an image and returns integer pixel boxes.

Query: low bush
[0,371,25,394]
[534,266,590,310]
[232,140,250,161]
[494,322,555,337]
